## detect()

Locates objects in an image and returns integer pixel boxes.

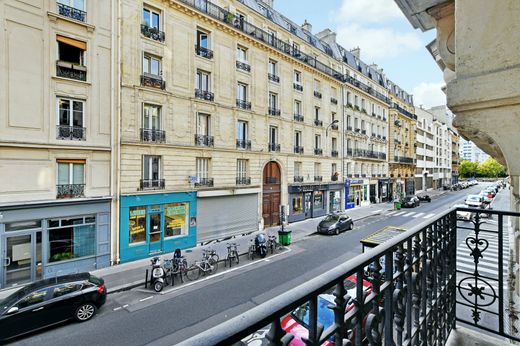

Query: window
[293,42,300,53]
[236,46,247,62]
[269,93,278,109]
[361,99,365,110]
[294,161,302,177]
[237,83,247,101]
[164,203,189,238]
[129,207,146,243]
[294,70,302,84]
[332,137,337,151]
[315,107,320,120]
[196,158,210,179]
[292,193,303,214]
[143,54,161,76]
[237,159,248,179]
[57,98,84,137]
[269,126,278,145]
[47,216,96,262]
[295,131,302,147]
[314,162,321,177]
[332,112,337,123]
[143,7,160,29]
[346,92,351,105]
[267,29,277,44]
[57,160,85,186]
[197,113,210,136]
[196,70,210,91]
[354,95,359,107]
[196,30,209,49]
[17,288,49,309]
[143,155,161,181]
[331,87,337,99]
[294,100,302,115]
[143,104,161,130]
[237,120,248,141]
[332,163,337,174]
[314,79,321,92]
[315,134,321,149]
[52,283,82,298]
[57,35,85,65]
[58,0,85,10]
[268,60,277,75]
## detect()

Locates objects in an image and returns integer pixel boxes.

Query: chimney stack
[350,47,360,59]
[302,19,312,33]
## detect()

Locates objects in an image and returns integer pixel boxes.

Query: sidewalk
[95,202,392,294]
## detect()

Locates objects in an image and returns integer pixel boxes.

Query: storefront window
[329,191,340,212]
[129,207,146,244]
[291,195,303,214]
[314,191,324,210]
[164,203,189,238]
[47,216,96,262]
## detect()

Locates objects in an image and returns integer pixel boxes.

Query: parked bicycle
[267,234,281,254]
[186,248,219,281]
[164,252,190,284]
[225,243,240,267]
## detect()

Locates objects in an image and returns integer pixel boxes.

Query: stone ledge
[446,326,510,346]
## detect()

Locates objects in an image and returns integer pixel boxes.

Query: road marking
[403,212,415,217]
[413,213,425,218]
[372,209,382,213]
[123,304,129,308]
[139,296,153,302]
[113,307,122,311]
[387,211,397,215]
[394,211,406,216]
[423,213,436,219]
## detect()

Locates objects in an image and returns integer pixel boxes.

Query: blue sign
[344,179,350,209]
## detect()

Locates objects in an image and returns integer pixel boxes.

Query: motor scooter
[149,257,166,292]
[255,233,267,258]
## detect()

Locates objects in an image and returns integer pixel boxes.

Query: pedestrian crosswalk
[388,210,437,219]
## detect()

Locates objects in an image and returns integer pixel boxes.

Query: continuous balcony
[352,149,387,160]
[140,179,165,190]
[268,73,280,83]
[194,134,214,147]
[313,90,322,99]
[236,139,251,150]
[195,89,214,101]
[140,128,166,143]
[314,148,323,156]
[392,102,417,120]
[195,45,213,59]
[314,119,323,127]
[194,178,214,188]
[268,108,281,116]
[183,208,519,346]
[140,74,165,90]
[293,83,303,92]
[268,143,281,152]
[236,60,251,72]
[140,24,165,42]
[293,114,304,122]
[293,176,304,183]
[56,125,86,141]
[294,146,304,154]
[56,61,86,81]
[236,99,252,110]
[56,184,84,199]
[393,156,415,164]
[236,177,251,186]
[57,3,86,22]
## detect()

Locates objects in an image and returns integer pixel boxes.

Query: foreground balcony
[183,207,518,345]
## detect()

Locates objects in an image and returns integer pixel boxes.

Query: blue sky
[273,0,446,108]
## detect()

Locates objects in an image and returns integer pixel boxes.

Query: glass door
[3,234,33,287]
[304,193,312,219]
[148,213,162,254]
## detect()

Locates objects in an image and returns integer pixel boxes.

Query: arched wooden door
[262,161,281,227]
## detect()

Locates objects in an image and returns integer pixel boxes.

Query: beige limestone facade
[0,0,117,288]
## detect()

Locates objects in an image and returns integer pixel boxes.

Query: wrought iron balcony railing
[236,177,251,185]
[268,108,281,116]
[56,125,86,140]
[236,139,251,150]
[313,176,322,182]
[140,128,166,143]
[194,134,214,147]
[141,74,165,89]
[182,207,519,345]
[140,24,165,42]
[330,97,338,105]
[394,156,415,164]
[268,73,280,83]
[352,149,386,160]
[392,102,417,120]
[236,99,252,110]
[194,89,214,101]
[314,119,323,127]
[194,178,214,188]
[293,83,303,92]
[293,114,304,122]
[56,184,85,199]
[314,90,322,99]
[57,3,86,22]
[293,176,304,183]
[268,143,281,152]
[331,150,339,157]
[294,146,304,154]
[236,61,251,72]
[314,148,323,155]
[56,61,86,81]
[195,45,213,59]
[140,179,165,190]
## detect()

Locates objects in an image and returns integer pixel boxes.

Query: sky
[273,0,446,108]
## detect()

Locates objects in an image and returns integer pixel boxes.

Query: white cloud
[337,0,402,23]
[412,82,447,108]
[336,23,422,61]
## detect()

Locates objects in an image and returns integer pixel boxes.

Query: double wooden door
[262,162,281,227]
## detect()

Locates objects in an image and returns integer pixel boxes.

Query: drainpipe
[341,82,346,211]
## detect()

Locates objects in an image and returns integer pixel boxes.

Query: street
[12,184,508,346]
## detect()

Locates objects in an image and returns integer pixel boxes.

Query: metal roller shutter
[197,194,259,242]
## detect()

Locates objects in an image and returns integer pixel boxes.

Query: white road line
[387,211,398,216]
[372,209,382,213]
[403,212,415,217]
[122,304,129,308]
[394,211,406,216]
[139,296,153,302]
[423,213,436,219]
[113,307,122,311]
[413,213,425,218]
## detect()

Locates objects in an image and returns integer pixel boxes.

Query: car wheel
[74,303,97,322]
[335,228,339,235]
[349,222,354,230]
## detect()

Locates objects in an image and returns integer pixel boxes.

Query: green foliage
[459,158,507,178]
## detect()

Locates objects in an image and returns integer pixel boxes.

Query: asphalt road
[13,184,502,346]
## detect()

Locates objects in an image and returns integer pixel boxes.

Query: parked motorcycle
[255,233,268,258]
[150,257,166,292]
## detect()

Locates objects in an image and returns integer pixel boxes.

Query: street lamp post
[325,119,339,137]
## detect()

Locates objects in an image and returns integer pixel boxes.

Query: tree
[459,160,478,178]
[477,158,507,178]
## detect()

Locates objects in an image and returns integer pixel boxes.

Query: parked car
[281,275,372,345]
[317,213,354,235]
[465,194,484,208]
[479,191,493,204]
[454,204,473,221]
[0,273,106,342]
[402,195,420,208]
[417,194,431,202]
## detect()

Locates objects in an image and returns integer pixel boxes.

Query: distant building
[460,138,490,163]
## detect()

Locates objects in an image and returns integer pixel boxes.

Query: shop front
[288,184,329,223]
[405,178,415,195]
[378,179,391,202]
[328,183,343,213]
[120,192,197,263]
[0,199,111,290]
[345,179,364,209]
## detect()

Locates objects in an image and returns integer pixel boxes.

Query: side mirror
[7,307,19,315]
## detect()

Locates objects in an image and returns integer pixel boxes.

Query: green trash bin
[278,230,292,246]
[394,200,401,210]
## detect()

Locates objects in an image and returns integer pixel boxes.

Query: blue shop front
[120,192,197,263]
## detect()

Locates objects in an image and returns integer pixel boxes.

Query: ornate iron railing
[236,60,251,72]
[140,24,165,42]
[194,89,214,101]
[195,45,213,59]
[314,91,322,99]
[56,125,86,140]
[294,114,304,122]
[56,62,87,81]
[268,143,281,152]
[194,178,214,188]
[236,139,252,150]
[236,99,252,110]
[57,3,86,22]
[268,73,280,83]
[194,134,214,147]
[314,119,323,127]
[314,148,323,155]
[236,177,251,186]
[293,83,304,92]
[293,176,304,183]
[140,179,165,190]
[56,184,85,198]
[331,123,339,131]
[394,156,415,164]
[294,146,304,154]
[331,97,338,105]
[140,74,165,89]
[331,150,339,157]
[140,128,165,143]
[314,176,323,182]
[268,108,281,116]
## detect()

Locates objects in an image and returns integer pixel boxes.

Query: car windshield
[403,197,413,202]
[323,215,339,222]
[0,287,26,311]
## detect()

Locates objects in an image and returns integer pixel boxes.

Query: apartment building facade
[0,0,117,288]
[414,108,435,192]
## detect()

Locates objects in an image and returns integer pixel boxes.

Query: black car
[317,214,354,235]
[0,273,106,342]
[402,195,420,208]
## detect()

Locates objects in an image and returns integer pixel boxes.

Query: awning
[56,35,86,50]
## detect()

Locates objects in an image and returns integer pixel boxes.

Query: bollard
[144,269,149,289]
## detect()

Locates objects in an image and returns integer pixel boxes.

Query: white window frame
[269,126,278,145]
[294,70,302,84]
[142,103,161,130]
[196,70,210,91]
[197,112,211,136]
[57,97,84,127]
[196,158,210,179]
[237,120,248,141]
[269,92,278,109]
[236,45,248,63]
[315,135,321,149]
[143,155,161,181]
[295,131,302,147]
[143,54,161,77]
[143,6,160,29]
[294,100,302,115]
[58,0,85,11]
[57,161,85,185]
[237,159,248,179]
[237,83,248,101]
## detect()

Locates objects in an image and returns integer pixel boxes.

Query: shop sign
[289,184,327,193]
[350,180,364,186]
[166,205,186,215]
[130,209,145,217]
